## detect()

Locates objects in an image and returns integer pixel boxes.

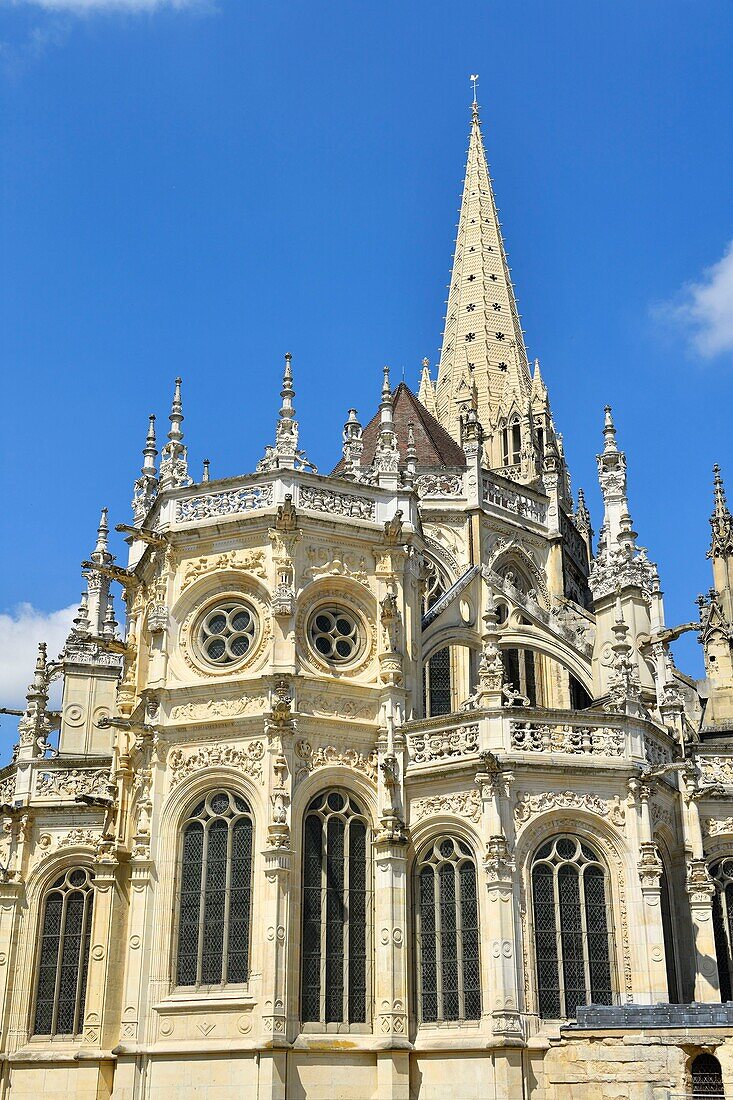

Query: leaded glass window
[502,647,537,706]
[175,790,253,989]
[532,835,614,1019]
[710,858,733,1002]
[424,646,452,717]
[659,861,680,1003]
[33,868,94,1036]
[301,790,370,1026]
[415,836,481,1024]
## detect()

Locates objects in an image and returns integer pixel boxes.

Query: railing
[509,719,625,757]
[405,716,480,767]
[482,472,548,525]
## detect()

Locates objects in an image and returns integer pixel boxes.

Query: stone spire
[431,96,530,449]
[257,353,315,473]
[341,409,364,478]
[132,414,159,523]
[16,643,52,758]
[417,357,438,417]
[373,366,401,488]
[159,378,192,492]
[709,464,733,562]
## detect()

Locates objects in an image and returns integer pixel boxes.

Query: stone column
[373,832,410,1100]
[86,850,126,1048]
[0,877,24,1050]
[682,771,720,1001]
[629,779,670,1002]
[478,760,523,1041]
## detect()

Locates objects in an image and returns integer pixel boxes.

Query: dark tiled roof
[332,383,466,475]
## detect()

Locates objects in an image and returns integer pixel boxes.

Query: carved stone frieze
[703,816,733,838]
[181,550,267,590]
[169,694,267,724]
[294,739,378,786]
[699,756,733,787]
[168,741,265,787]
[175,484,273,523]
[34,768,113,801]
[514,790,626,828]
[305,545,369,584]
[510,721,624,757]
[298,484,375,520]
[415,473,464,499]
[410,788,482,823]
[296,690,376,723]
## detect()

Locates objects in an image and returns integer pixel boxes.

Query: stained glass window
[301,790,370,1025]
[415,836,481,1024]
[175,790,253,988]
[532,835,614,1019]
[33,868,94,1036]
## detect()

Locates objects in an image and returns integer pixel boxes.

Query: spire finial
[92,507,110,562]
[470,73,479,108]
[713,464,730,519]
[202,458,210,483]
[132,413,160,522]
[603,405,618,454]
[257,353,315,473]
[709,463,733,561]
[159,377,192,491]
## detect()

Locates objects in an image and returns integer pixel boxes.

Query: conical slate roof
[332,383,466,476]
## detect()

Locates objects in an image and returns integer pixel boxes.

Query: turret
[159,378,192,491]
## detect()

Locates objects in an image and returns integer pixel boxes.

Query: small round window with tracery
[196,600,258,667]
[309,607,362,664]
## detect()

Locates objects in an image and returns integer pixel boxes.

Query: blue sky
[1,0,732,745]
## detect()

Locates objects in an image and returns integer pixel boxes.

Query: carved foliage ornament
[169,694,267,724]
[410,788,482,823]
[181,550,267,591]
[514,790,626,829]
[168,741,265,787]
[294,739,378,786]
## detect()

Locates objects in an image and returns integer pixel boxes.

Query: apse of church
[2,94,733,1100]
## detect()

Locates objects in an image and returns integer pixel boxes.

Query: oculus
[195,599,258,669]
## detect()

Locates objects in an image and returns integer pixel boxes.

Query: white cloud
[2,0,199,11]
[0,603,77,712]
[659,239,733,359]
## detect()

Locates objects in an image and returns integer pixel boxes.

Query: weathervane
[470,73,479,104]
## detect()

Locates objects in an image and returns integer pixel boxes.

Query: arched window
[301,790,370,1026]
[711,858,733,1001]
[532,836,614,1019]
[691,1053,725,1098]
[175,790,254,989]
[415,836,480,1024]
[33,868,94,1036]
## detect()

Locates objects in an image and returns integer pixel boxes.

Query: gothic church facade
[2,99,733,1100]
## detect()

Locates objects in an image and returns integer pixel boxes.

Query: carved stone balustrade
[482,472,548,525]
[509,719,625,757]
[405,716,480,770]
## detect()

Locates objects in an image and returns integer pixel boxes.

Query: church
[1,93,733,1100]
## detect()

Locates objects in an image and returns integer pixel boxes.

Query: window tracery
[531,835,614,1018]
[175,790,254,989]
[414,836,480,1024]
[301,790,370,1026]
[195,599,258,668]
[33,868,94,1036]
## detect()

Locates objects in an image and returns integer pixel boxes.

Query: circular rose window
[309,606,362,664]
[196,600,258,668]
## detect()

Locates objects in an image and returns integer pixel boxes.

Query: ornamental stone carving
[294,739,378,786]
[175,484,273,523]
[514,790,626,828]
[411,787,482,823]
[34,768,113,801]
[305,546,369,584]
[510,721,625,757]
[407,724,479,765]
[169,694,267,724]
[699,756,733,787]
[0,773,16,806]
[296,690,376,723]
[168,741,265,787]
[181,550,267,590]
[415,473,464,499]
[298,484,375,520]
[703,817,733,838]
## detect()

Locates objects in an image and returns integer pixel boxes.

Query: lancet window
[33,868,95,1036]
[175,790,254,989]
[710,857,733,1002]
[301,790,370,1026]
[423,646,452,717]
[691,1053,725,1098]
[414,836,481,1024]
[501,418,522,467]
[531,836,614,1019]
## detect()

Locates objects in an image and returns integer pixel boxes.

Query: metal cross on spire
[470,73,479,105]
